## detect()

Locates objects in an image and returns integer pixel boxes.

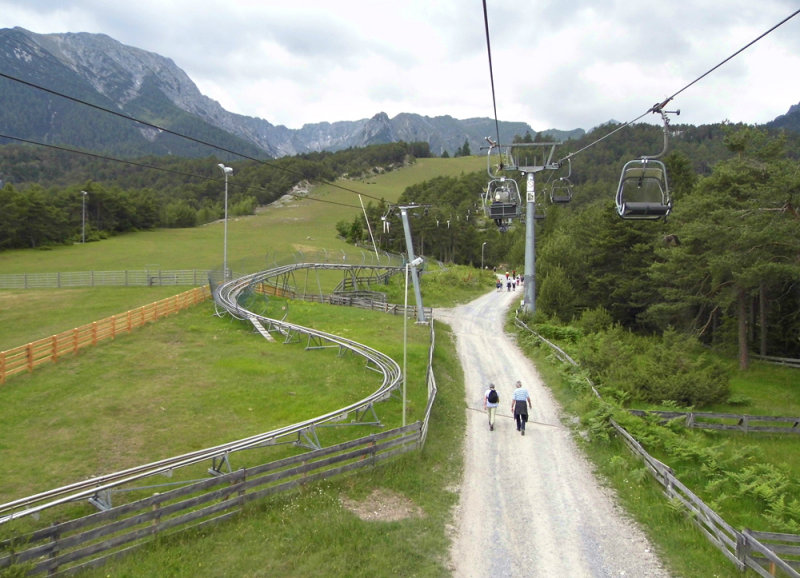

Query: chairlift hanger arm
[642,109,680,160]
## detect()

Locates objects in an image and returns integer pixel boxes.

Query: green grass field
[2,152,798,577]
[0,156,483,576]
[0,156,484,274]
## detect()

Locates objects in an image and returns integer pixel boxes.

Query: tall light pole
[81,191,88,244]
[481,241,487,270]
[403,256,423,427]
[217,164,233,280]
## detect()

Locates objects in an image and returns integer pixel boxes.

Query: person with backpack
[483,383,499,431]
[511,380,532,435]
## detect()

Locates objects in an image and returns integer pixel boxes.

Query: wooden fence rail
[514,317,800,577]
[0,266,440,576]
[0,424,422,576]
[0,286,210,384]
[0,269,211,289]
[628,410,800,434]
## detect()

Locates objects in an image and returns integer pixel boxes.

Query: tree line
[347,124,800,371]
[0,141,431,249]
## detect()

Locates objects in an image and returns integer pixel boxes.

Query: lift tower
[488,141,560,315]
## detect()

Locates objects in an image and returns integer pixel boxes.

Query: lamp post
[481,242,487,270]
[403,256,423,428]
[217,164,233,280]
[81,191,88,244]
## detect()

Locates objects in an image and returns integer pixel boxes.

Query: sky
[1,1,799,132]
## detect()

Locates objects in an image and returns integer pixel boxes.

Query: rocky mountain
[0,27,583,160]
[767,102,800,133]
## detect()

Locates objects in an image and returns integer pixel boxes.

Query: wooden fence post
[736,531,748,570]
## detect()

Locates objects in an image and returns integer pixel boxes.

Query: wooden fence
[752,354,800,369]
[0,286,210,384]
[628,410,800,434]
[0,424,422,576]
[0,277,440,576]
[0,269,211,289]
[514,317,800,577]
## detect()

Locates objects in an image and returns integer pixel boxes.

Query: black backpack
[487,389,498,403]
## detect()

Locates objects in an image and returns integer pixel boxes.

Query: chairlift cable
[556,8,800,166]
[0,71,385,204]
[0,132,363,210]
[482,0,502,147]
[649,8,800,115]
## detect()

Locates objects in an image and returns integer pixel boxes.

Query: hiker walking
[483,383,499,431]
[511,380,532,435]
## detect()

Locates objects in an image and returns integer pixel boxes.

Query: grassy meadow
[3,151,797,576]
[0,156,485,576]
[0,156,484,274]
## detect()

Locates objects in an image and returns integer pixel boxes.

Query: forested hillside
[0,141,431,247]
[2,119,799,367]
[363,122,800,366]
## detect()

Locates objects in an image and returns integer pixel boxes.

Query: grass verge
[73,320,465,578]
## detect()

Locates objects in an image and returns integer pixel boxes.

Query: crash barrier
[0,264,438,576]
[0,286,210,384]
[513,317,800,577]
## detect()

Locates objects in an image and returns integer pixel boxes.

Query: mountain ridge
[1,27,797,160]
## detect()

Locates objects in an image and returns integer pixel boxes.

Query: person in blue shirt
[511,380,532,435]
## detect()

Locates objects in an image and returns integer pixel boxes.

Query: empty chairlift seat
[550,158,574,204]
[615,159,671,220]
[550,177,573,204]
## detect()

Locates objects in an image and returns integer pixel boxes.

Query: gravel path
[437,288,671,577]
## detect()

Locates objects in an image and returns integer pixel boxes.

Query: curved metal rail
[0,264,406,524]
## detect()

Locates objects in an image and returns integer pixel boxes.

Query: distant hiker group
[495,270,522,292]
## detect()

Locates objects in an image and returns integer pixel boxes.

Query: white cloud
[0,0,798,130]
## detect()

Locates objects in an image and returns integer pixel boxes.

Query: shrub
[576,327,730,407]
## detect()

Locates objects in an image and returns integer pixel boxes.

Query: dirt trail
[436,287,671,577]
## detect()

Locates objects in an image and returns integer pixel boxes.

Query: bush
[576,327,730,407]
[575,307,614,333]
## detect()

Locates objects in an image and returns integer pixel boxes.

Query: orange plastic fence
[0,286,210,384]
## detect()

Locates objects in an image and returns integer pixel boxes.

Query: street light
[402,257,423,428]
[481,242,487,270]
[81,191,88,244]
[217,164,233,280]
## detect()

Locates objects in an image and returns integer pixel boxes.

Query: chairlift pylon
[615,109,678,220]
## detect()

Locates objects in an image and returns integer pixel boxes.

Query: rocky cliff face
[0,27,583,159]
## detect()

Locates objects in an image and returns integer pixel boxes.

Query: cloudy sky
[1,1,799,132]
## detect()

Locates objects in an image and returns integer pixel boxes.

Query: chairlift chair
[550,158,574,204]
[615,109,677,220]
[615,158,671,220]
[483,177,522,227]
